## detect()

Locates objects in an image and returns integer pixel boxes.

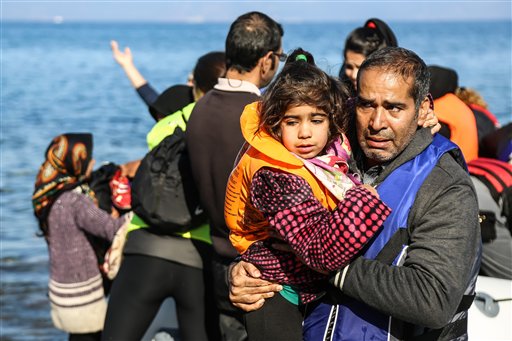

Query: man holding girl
[229,47,480,341]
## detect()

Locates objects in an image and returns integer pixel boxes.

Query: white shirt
[214,78,261,96]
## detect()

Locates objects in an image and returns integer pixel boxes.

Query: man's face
[356,67,424,168]
[261,40,283,88]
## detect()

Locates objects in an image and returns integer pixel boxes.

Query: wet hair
[358,47,430,110]
[340,18,398,87]
[225,11,284,73]
[193,51,226,94]
[260,48,350,142]
[344,18,398,58]
[345,27,386,58]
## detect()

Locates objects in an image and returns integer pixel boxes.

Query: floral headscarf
[32,133,93,234]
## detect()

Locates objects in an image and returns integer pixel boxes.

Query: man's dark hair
[357,47,430,110]
[225,11,284,73]
[260,48,350,142]
[193,51,226,94]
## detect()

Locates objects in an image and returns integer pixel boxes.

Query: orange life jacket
[434,93,479,162]
[224,102,338,253]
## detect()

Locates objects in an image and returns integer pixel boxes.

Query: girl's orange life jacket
[224,102,338,254]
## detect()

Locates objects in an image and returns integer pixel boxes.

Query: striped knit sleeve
[71,192,127,242]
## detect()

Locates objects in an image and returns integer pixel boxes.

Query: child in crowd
[32,133,130,341]
[224,48,391,340]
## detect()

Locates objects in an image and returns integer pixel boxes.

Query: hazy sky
[2,1,511,23]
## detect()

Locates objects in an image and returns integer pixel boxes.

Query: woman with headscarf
[32,133,130,341]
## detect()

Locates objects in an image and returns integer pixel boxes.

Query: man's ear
[417,97,430,126]
[260,51,274,76]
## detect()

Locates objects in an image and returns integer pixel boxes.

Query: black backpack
[88,162,120,214]
[131,127,206,233]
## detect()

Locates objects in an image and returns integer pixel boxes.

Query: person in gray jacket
[229,47,481,340]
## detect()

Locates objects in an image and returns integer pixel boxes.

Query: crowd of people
[32,11,511,341]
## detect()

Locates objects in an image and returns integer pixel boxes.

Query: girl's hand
[361,184,378,197]
[110,206,120,218]
[423,109,441,134]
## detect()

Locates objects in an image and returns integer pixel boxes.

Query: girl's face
[280,105,330,159]
[344,50,366,89]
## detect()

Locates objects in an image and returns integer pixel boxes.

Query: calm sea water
[1,21,511,340]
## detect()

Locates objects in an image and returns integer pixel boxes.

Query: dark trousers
[244,293,303,341]
[211,255,248,341]
[102,254,215,341]
[69,331,101,341]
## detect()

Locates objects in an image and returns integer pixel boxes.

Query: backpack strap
[182,109,189,123]
[180,102,196,124]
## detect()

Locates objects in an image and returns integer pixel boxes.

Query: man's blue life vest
[303,134,468,341]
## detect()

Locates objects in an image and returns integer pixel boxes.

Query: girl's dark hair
[344,18,398,58]
[339,18,398,86]
[260,48,350,142]
[345,27,386,58]
[193,51,226,94]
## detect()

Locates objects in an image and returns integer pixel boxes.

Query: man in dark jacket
[186,11,284,341]
[229,47,481,340]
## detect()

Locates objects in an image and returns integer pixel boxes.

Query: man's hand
[229,261,282,312]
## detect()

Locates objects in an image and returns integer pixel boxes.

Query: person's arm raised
[111,40,147,90]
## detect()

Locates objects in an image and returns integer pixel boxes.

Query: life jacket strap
[374,227,409,265]
[457,293,476,313]
[408,316,467,341]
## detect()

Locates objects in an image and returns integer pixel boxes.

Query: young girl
[32,133,131,341]
[224,48,391,340]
